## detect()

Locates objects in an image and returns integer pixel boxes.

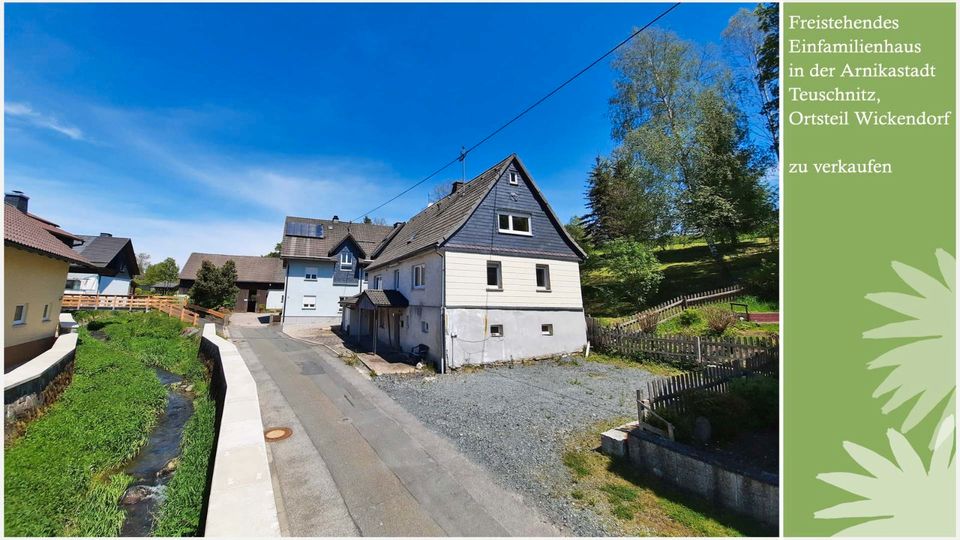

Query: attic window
[509,172,520,185]
[497,213,531,235]
[339,251,353,269]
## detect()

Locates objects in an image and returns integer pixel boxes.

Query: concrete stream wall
[200,324,280,537]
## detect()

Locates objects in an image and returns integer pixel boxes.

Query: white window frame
[339,250,354,270]
[490,324,503,337]
[497,212,532,236]
[373,275,383,290]
[509,171,520,185]
[535,264,551,291]
[486,261,502,290]
[66,279,81,291]
[412,265,426,289]
[393,269,400,290]
[541,323,554,336]
[302,295,317,310]
[42,304,51,321]
[305,267,318,281]
[13,304,27,325]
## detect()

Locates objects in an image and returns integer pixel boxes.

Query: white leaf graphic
[815,421,955,536]
[863,249,955,439]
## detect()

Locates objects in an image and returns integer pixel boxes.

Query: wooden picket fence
[586,316,777,369]
[615,285,744,332]
[61,294,186,311]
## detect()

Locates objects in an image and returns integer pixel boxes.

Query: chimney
[5,190,29,212]
[393,222,403,228]
[332,215,340,223]
[451,181,464,194]
[99,232,113,237]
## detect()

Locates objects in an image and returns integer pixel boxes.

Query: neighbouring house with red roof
[4,191,92,371]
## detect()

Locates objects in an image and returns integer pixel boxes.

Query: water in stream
[120,369,194,536]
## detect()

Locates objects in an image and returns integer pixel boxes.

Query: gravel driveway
[374,358,661,536]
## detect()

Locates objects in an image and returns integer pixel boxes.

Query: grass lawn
[4,311,214,537]
[586,352,687,377]
[656,299,779,339]
[583,237,778,317]
[562,420,770,536]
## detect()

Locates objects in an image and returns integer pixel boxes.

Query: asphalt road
[231,324,558,537]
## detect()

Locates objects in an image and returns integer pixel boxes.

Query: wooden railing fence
[61,294,204,327]
[586,316,777,369]
[615,285,744,332]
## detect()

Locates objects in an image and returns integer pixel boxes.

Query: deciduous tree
[189,260,239,310]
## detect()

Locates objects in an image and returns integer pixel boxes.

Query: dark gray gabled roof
[367,154,586,271]
[367,154,515,271]
[73,235,140,274]
[340,289,409,308]
[180,253,284,284]
[281,217,395,261]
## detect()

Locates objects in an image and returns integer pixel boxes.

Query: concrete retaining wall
[200,324,281,537]
[602,424,778,528]
[4,331,78,443]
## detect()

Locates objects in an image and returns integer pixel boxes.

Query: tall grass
[4,311,215,537]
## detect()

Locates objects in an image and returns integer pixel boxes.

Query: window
[373,275,382,290]
[536,264,551,291]
[412,265,425,289]
[339,251,354,269]
[421,320,429,333]
[541,324,554,336]
[302,295,316,310]
[13,304,27,325]
[509,171,520,185]
[490,324,503,337]
[66,279,81,291]
[393,269,400,290]
[42,304,50,321]
[305,267,318,281]
[497,213,531,235]
[486,261,502,289]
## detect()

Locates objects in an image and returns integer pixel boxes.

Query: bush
[601,239,664,308]
[702,306,736,334]
[636,312,660,333]
[744,257,778,301]
[660,389,751,442]
[677,310,701,326]
[729,376,778,428]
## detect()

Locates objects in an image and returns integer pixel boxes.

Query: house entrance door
[247,289,257,312]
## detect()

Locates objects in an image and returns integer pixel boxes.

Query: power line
[351,2,681,221]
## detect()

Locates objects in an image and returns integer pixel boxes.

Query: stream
[119,368,194,536]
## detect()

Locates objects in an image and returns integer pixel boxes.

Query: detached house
[64,233,140,296]
[179,253,285,312]
[280,217,395,326]
[4,191,92,370]
[341,154,588,370]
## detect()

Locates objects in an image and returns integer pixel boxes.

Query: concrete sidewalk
[231,325,559,537]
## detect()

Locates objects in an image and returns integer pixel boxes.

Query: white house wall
[65,272,100,295]
[283,259,363,324]
[99,274,133,295]
[266,290,284,310]
[444,251,583,309]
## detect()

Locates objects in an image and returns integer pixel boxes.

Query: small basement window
[302,295,316,310]
[490,324,503,337]
[13,304,27,325]
[486,261,502,289]
[42,304,50,321]
[497,213,531,235]
[305,267,318,281]
[541,324,554,336]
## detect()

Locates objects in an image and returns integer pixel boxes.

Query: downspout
[438,248,447,374]
[281,260,290,325]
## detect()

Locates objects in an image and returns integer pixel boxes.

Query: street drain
[264,427,293,442]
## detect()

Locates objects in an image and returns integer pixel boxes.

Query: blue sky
[5,2,754,266]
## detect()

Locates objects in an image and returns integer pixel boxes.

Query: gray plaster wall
[445,308,586,368]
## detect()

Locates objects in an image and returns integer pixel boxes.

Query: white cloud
[5,102,85,140]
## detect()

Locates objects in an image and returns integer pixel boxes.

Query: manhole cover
[264,427,293,442]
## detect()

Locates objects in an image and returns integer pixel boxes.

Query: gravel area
[374,357,661,536]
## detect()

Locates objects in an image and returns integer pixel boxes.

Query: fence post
[695,335,702,364]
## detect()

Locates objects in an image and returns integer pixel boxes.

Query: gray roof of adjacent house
[280,217,395,261]
[72,234,140,275]
[4,203,92,266]
[179,253,284,284]
[367,154,586,271]
[340,289,409,308]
